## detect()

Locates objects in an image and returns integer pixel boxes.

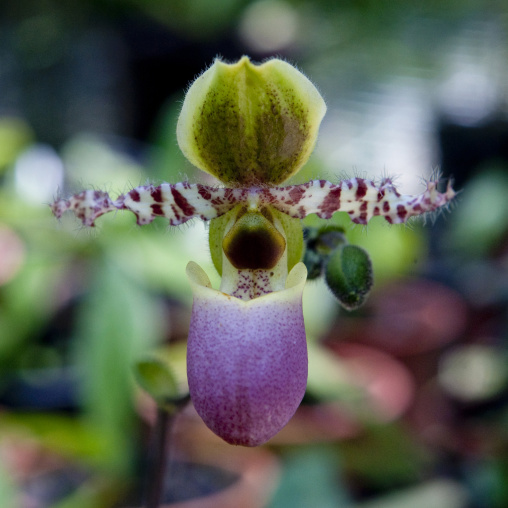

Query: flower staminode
[51,56,456,446]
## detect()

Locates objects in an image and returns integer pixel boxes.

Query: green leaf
[73,259,163,476]
[134,357,178,405]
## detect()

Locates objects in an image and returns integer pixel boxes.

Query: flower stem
[145,396,190,508]
[146,407,172,508]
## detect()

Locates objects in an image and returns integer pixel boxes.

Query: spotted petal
[186,261,308,446]
[50,183,244,227]
[52,177,454,227]
[268,177,456,224]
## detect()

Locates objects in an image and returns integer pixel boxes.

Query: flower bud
[325,244,373,311]
[177,56,326,185]
[302,226,347,280]
[302,249,323,280]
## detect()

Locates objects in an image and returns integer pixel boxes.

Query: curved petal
[186,261,308,446]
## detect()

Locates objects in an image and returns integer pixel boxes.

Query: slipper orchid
[51,56,455,446]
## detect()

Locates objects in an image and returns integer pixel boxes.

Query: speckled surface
[186,262,308,446]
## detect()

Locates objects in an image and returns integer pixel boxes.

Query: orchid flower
[51,56,455,446]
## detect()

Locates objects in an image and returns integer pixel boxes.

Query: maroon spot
[397,205,407,220]
[288,186,305,205]
[383,201,390,213]
[129,189,141,202]
[171,205,181,222]
[298,205,306,218]
[359,201,368,212]
[385,216,393,224]
[319,180,326,188]
[151,204,164,215]
[356,179,368,199]
[211,197,224,206]
[171,188,196,216]
[151,187,163,203]
[377,190,385,201]
[259,188,276,204]
[373,206,380,215]
[197,184,212,201]
[347,180,353,190]
[413,203,422,212]
[93,190,103,200]
[318,186,341,217]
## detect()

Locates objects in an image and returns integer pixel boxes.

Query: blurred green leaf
[0,255,65,366]
[338,423,431,489]
[268,444,350,508]
[307,342,364,403]
[0,117,34,172]
[447,165,508,258]
[0,463,17,507]
[130,0,245,38]
[134,356,178,404]
[0,413,113,468]
[73,258,165,476]
[148,94,199,183]
[354,478,469,508]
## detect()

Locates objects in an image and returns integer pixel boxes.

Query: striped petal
[50,183,244,227]
[267,177,456,224]
[51,177,454,227]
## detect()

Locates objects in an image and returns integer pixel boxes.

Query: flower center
[222,208,286,270]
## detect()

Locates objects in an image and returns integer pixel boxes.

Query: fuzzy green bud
[177,56,326,185]
[302,226,347,280]
[325,244,373,311]
[302,248,324,280]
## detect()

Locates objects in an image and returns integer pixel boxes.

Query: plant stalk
[146,407,173,508]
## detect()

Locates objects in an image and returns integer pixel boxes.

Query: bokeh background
[1,1,508,507]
